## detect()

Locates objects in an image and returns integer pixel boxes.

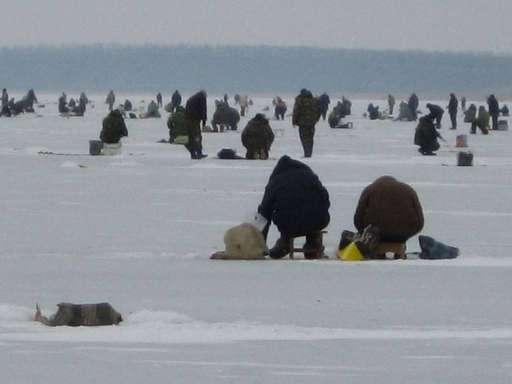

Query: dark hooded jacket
[318,93,330,115]
[124,99,133,111]
[241,114,274,152]
[448,94,458,114]
[58,94,69,114]
[487,95,499,115]
[258,156,330,236]
[0,104,11,117]
[408,93,419,112]
[427,103,444,119]
[171,91,182,110]
[354,176,424,243]
[185,91,207,124]
[464,104,477,122]
[367,103,380,120]
[414,115,440,152]
[100,110,128,144]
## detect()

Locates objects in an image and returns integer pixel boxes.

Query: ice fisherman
[354,176,424,246]
[447,93,458,130]
[414,114,441,155]
[170,90,182,113]
[387,94,395,115]
[367,103,381,120]
[471,106,490,135]
[341,176,425,260]
[140,100,161,118]
[426,103,444,129]
[184,90,208,159]
[317,93,330,121]
[167,105,187,144]
[105,90,116,112]
[487,94,500,130]
[58,92,69,114]
[241,113,275,160]
[408,93,419,121]
[292,88,321,158]
[257,156,330,259]
[100,109,128,153]
[273,97,287,120]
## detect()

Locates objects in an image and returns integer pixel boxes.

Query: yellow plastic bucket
[338,242,364,261]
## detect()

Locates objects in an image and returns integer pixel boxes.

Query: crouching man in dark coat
[354,176,424,245]
[184,90,207,159]
[34,303,123,326]
[100,110,128,144]
[258,156,330,259]
[241,113,275,159]
[426,103,444,129]
[414,114,440,155]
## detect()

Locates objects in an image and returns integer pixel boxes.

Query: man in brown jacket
[354,176,424,243]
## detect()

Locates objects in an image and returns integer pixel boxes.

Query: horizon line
[0,43,511,58]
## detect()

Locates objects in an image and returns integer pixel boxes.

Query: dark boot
[305,147,312,158]
[185,144,196,159]
[304,141,313,158]
[304,232,324,259]
[269,236,291,259]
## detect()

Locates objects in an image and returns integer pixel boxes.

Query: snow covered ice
[1,93,512,383]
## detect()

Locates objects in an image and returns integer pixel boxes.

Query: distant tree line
[0,45,511,95]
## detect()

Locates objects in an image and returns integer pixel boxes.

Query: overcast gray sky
[2,0,511,53]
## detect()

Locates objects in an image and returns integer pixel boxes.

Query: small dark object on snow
[419,235,459,260]
[34,302,123,326]
[457,151,473,166]
[335,122,353,129]
[89,140,103,155]
[217,148,244,159]
[497,120,509,131]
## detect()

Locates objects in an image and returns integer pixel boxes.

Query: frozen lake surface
[1,93,512,383]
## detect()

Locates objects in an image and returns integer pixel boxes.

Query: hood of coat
[269,156,311,180]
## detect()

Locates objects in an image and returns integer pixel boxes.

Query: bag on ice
[217,148,244,159]
[210,223,267,260]
[418,235,459,260]
[89,140,103,155]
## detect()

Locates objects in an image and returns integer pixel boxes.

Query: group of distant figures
[0,88,38,117]
[58,92,89,116]
[407,93,508,156]
[2,86,509,160]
